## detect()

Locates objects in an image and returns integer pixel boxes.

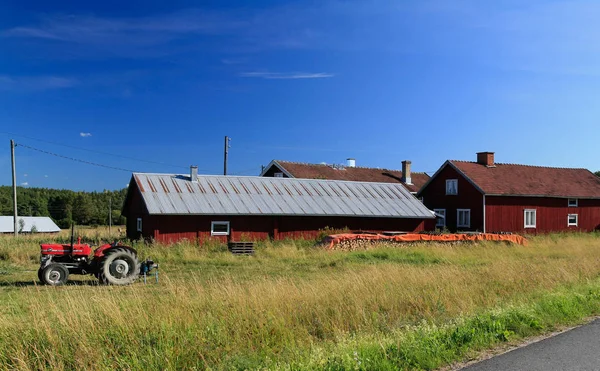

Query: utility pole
[10,140,17,237]
[224,136,231,176]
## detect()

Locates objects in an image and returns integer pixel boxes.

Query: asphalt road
[463,319,600,371]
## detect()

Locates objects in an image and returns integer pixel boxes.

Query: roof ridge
[134,172,426,186]
[450,160,589,171]
[275,160,428,174]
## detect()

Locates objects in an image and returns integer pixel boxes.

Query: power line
[18,143,137,173]
[0,131,189,170]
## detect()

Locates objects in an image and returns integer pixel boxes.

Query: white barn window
[568,214,578,227]
[524,209,536,228]
[568,199,578,207]
[136,218,142,232]
[211,221,230,236]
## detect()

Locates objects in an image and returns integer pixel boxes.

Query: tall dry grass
[0,233,599,369]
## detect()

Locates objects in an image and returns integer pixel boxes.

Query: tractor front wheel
[98,248,140,285]
[40,264,69,286]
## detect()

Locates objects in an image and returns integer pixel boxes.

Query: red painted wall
[123,185,148,241]
[485,196,600,234]
[419,164,484,231]
[137,214,427,244]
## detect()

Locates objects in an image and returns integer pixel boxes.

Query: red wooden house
[261,159,430,194]
[417,152,600,234]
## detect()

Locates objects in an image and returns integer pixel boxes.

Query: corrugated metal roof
[0,216,61,233]
[132,173,435,219]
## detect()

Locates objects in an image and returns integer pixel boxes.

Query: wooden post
[10,140,17,237]
[223,136,230,175]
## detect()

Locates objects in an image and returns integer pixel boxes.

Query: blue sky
[1,0,599,191]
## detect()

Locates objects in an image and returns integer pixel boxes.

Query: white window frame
[211,221,230,236]
[457,209,471,228]
[274,172,284,178]
[434,209,446,228]
[568,198,578,207]
[446,179,458,195]
[524,209,536,228]
[568,214,578,227]
[136,218,142,232]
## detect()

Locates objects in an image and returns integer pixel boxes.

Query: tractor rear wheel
[40,264,69,286]
[98,248,140,285]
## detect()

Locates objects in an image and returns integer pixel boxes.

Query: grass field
[1,231,600,370]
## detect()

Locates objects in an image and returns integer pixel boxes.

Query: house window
[446,179,458,195]
[524,209,536,228]
[568,199,578,207]
[457,209,470,228]
[274,172,284,178]
[568,214,578,227]
[136,218,142,232]
[434,209,446,228]
[211,221,230,236]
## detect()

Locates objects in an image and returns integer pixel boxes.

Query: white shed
[0,216,61,233]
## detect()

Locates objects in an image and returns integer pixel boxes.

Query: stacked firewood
[324,239,425,251]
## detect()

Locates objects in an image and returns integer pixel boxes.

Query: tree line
[0,186,127,229]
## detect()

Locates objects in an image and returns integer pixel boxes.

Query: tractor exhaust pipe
[70,223,75,252]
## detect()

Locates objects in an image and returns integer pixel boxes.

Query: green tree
[0,185,127,227]
[72,193,95,225]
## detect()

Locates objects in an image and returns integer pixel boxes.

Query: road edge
[441,315,600,371]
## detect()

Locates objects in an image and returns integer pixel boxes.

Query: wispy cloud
[0,10,247,59]
[0,75,79,91]
[0,3,397,59]
[3,11,245,44]
[80,132,92,137]
[239,71,334,79]
[20,182,29,186]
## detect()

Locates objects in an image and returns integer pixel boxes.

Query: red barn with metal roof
[122,170,436,244]
[417,152,600,234]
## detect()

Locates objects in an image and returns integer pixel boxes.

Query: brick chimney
[401,160,412,184]
[476,152,495,167]
[190,165,198,181]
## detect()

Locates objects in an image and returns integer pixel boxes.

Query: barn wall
[485,196,600,234]
[419,164,484,231]
[123,185,147,241]
[141,215,427,244]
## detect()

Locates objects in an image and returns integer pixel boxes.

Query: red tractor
[38,230,157,286]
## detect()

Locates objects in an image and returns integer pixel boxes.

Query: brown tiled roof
[450,161,600,198]
[274,161,430,193]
